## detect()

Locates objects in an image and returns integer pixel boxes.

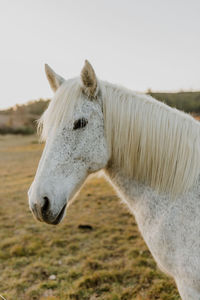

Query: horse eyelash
[73,118,88,130]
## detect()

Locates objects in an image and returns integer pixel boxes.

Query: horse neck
[104,165,162,205]
[104,166,170,227]
[104,151,200,232]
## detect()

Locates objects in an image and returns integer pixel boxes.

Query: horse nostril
[42,196,50,216]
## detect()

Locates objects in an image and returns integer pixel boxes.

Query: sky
[0,0,200,109]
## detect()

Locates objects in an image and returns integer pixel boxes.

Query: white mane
[39,79,200,196]
[101,82,200,196]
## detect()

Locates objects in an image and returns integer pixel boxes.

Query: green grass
[0,135,180,300]
[150,91,200,113]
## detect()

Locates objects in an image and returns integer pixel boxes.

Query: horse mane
[101,81,200,196]
[39,78,200,196]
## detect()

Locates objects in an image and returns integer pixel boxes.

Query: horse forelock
[38,78,82,141]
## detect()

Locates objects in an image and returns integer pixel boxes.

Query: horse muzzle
[29,195,67,225]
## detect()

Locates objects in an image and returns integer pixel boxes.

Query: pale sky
[0,0,200,109]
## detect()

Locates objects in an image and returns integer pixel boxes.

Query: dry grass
[0,135,180,300]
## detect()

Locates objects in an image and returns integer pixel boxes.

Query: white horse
[28,61,200,300]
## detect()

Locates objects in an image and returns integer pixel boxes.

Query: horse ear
[45,64,65,92]
[81,60,98,98]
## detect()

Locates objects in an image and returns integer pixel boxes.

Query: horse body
[105,168,200,299]
[28,61,200,299]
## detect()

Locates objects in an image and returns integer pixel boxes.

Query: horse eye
[73,118,88,130]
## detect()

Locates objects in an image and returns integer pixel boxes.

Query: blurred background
[0,0,200,134]
[0,1,199,299]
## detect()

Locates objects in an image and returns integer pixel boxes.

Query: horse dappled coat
[28,61,200,299]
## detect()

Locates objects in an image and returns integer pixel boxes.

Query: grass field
[0,135,180,300]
